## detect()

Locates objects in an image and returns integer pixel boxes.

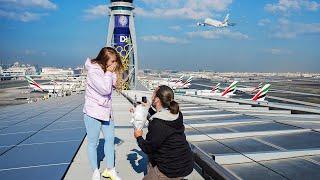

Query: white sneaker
[92,169,101,180]
[102,168,122,180]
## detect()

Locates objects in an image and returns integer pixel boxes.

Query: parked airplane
[212,83,221,93]
[25,76,74,93]
[237,82,264,93]
[251,82,263,94]
[251,84,271,102]
[25,75,45,92]
[197,14,236,28]
[169,75,184,83]
[161,76,193,89]
[172,76,193,89]
[196,81,238,97]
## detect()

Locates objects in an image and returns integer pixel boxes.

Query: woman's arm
[87,70,114,96]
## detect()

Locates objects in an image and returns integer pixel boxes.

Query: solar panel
[22,128,86,145]
[177,95,320,179]
[261,157,320,179]
[227,122,299,132]
[0,163,69,180]
[0,132,34,147]
[0,141,82,170]
[185,127,233,136]
[0,94,86,179]
[220,138,278,153]
[193,140,237,155]
[260,131,320,150]
[223,161,285,180]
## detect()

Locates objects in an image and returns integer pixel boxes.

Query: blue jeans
[83,114,115,170]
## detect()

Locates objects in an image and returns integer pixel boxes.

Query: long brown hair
[155,85,180,114]
[91,47,124,90]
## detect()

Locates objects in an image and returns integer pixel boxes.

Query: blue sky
[0,0,320,72]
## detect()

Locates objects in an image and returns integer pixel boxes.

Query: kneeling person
[134,85,194,180]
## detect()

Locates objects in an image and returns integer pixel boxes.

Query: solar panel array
[0,95,86,180]
[177,96,320,180]
[124,90,320,180]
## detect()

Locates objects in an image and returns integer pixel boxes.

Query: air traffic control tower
[106,0,138,90]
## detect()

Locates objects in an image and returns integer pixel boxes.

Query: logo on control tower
[119,16,128,27]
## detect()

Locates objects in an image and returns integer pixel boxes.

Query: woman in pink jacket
[83,47,123,180]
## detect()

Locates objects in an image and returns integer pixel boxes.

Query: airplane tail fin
[211,83,220,92]
[178,75,184,81]
[251,82,263,93]
[25,75,44,92]
[251,84,271,101]
[221,81,238,96]
[175,75,184,83]
[223,14,230,23]
[183,76,193,85]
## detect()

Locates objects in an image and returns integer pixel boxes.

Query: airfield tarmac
[0,80,49,107]
[190,78,320,105]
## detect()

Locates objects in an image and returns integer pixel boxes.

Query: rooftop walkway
[64,92,203,180]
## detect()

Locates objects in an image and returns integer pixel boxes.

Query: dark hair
[91,47,124,90]
[155,85,180,114]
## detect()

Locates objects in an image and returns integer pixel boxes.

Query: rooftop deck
[0,92,203,179]
[2,87,319,179]
[65,92,203,180]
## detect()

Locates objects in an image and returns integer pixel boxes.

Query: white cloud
[141,35,189,44]
[84,0,233,20]
[187,29,249,40]
[0,0,57,10]
[265,0,319,14]
[0,9,47,22]
[258,18,271,26]
[24,49,47,56]
[83,5,109,20]
[0,0,56,22]
[271,18,320,39]
[24,49,35,55]
[169,25,182,31]
[135,0,233,20]
[135,6,211,20]
[265,48,292,55]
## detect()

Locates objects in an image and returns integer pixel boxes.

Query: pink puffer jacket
[83,58,117,121]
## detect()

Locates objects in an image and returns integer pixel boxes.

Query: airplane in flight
[197,14,236,28]
[196,81,238,97]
